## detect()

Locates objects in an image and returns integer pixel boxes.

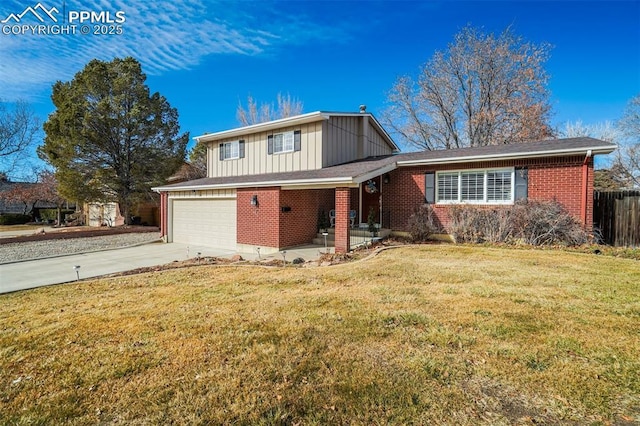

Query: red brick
[382,156,594,231]
[334,188,351,253]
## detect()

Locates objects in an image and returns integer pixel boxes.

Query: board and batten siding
[207,122,323,178]
[323,116,395,167]
[365,121,394,158]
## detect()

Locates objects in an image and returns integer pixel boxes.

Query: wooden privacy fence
[594,190,640,247]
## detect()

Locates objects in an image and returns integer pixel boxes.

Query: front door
[361,176,381,227]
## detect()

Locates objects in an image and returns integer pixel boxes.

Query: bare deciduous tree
[559,120,629,190]
[383,25,554,151]
[561,120,619,142]
[236,93,303,126]
[0,169,66,220]
[617,94,640,188]
[0,99,40,175]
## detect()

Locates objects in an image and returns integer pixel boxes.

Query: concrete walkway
[0,242,331,294]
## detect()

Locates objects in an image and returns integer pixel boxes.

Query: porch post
[335,187,351,253]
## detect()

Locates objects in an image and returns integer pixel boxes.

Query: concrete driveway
[0,242,329,294]
[0,242,235,294]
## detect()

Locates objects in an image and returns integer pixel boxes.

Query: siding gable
[322,115,396,168]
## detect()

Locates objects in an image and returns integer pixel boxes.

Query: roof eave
[194,111,330,142]
[353,162,398,184]
[153,176,358,192]
[396,145,617,167]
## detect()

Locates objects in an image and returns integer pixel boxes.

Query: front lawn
[1,246,638,424]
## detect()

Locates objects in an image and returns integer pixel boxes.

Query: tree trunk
[122,202,131,226]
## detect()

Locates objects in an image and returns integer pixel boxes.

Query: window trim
[435,167,515,205]
[221,141,240,160]
[273,131,295,154]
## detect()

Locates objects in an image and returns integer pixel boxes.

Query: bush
[449,205,511,244]
[0,214,31,225]
[407,204,440,242]
[39,209,74,222]
[448,200,589,246]
[510,199,588,246]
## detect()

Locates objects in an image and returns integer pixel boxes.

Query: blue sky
[1,0,639,177]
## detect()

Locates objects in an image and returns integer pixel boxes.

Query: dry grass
[0,224,44,232]
[1,246,639,424]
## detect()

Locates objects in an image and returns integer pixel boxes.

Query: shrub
[449,205,511,244]
[39,209,74,222]
[510,199,588,246]
[317,209,330,232]
[407,204,440,242]
[0,213,31,225]
[447,200,589,246]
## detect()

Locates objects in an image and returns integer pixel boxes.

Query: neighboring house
[83,163,199,228]
[0,180,58,217]
[153,109,616,253]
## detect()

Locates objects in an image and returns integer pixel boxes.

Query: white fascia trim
[353,162,398,184]
[367,115,401,152]
[154,176,356,192]
[396,145,616,166]
[194,111,329,142]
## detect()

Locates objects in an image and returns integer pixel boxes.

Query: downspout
[580,150,592,227]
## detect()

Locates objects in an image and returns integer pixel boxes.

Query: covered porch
[299,173,393,253]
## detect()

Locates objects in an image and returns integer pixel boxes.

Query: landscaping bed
[0,225,159,245]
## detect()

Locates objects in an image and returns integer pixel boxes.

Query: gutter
[152,176,358,193]
[194,111,331,143]
[396,145,616,166]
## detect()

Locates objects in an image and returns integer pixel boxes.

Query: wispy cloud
[0,0,350,100]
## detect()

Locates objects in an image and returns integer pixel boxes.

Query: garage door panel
[172,198,236,249]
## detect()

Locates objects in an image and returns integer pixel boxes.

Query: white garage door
[172,198,237,249]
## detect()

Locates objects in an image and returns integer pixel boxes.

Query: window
[461,172,484,201]
[437,172,458,202]
[268,130,301,155]
[223,141,239,160]
[274,131,294,154]
[436,168,514,204]
[219,140,244,161]
[487,170,512,202]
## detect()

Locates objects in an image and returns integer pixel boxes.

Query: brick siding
[237,187,334,249]
[279,189,334,248]
[237,187,281,248]
[383,156,594,231]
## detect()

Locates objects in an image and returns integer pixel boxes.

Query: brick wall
[237,187,281,248]
[528,157,594,228]
[279,189,334,248]
[383,155,594,231]
[238,187,335,250]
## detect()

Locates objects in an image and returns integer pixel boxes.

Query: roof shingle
[155,137,615,191]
